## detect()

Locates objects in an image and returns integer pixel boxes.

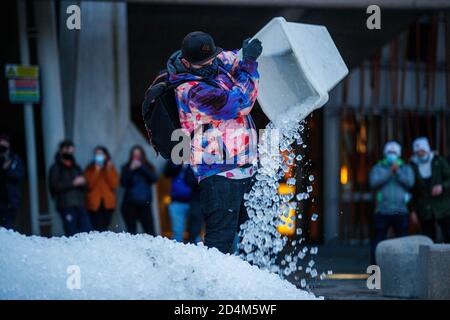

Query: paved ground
[286,244,400,300]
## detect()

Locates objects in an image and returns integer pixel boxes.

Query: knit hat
[413,137,431,154]
[383,141,401,157]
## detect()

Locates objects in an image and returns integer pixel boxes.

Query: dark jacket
[369,158,414,215]
[164,162,196,202]
[120,164,157,206]
[48,155,86,210]
[0,152,25,209]
[410,154,450,221]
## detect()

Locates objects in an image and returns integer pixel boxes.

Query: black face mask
[0,145,8,155]
[61,152,74,162]
[190,58,219,78]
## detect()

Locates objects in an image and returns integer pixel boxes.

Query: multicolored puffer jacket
[166,50,259,180]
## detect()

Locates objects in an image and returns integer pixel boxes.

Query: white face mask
[94,154,106,166]
[386,153,398,164]
[417,153,430,163]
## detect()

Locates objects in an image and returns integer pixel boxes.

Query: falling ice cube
[300,279,307,288]
[308,260,315,267]
[308,175,315,182]
[296,228,302,235]
[287,178,296,186]
[310,269,318,278]
[311,213,318,221]
[307,186,313,193]
[310,247,318,255]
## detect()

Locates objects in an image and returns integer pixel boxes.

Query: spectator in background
[164,161,195,242]
[0,134,24,230]
[49,140,92,236]
[369,141,414,263]
[410,137,450,243]
[84,146,119,232]
[120,146,157,235]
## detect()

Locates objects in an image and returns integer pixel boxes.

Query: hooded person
[369,141,414,263]
[166,31,262,254]
[410,137,450,242]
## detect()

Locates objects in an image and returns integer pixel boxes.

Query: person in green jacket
[369,141,414,263]
[410,137,450,243]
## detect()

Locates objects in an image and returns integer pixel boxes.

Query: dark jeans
[0,205,16,230]
[187,197,202,244]
[421,216,450,243]
[58,206,93,237]
[199,175,253,254]
[121,202,155,235]
[89,204,114,232]
[371,213,409,264]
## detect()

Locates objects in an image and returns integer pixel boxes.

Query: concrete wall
[58,1,166,234]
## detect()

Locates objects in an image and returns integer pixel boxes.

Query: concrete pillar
[64,1,164,234]
[323,104,341,243]
[34,0,66,236]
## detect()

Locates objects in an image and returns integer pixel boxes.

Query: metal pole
[17,0,40,235]
[34,0,66,235]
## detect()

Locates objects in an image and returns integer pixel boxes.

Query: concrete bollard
[375,235,433,298]
[418,244,450,300]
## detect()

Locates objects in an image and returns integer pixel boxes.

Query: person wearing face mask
[0,134,24,230]
[83,146,119,232]
[48,140,92,236]
[166,31,262,254]
[410,137,450,242]
[369,141,414,263]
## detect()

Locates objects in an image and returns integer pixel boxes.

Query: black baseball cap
[181,31,222,65]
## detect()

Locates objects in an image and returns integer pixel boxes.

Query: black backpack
[142,70,218,160]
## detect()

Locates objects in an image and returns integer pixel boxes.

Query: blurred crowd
[370,137,450,263]
[0,135,202,244]
[1,132,450,255]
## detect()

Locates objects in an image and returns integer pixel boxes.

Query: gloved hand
[242,38,262,61]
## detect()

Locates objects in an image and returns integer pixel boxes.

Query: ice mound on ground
[0,229,318,300]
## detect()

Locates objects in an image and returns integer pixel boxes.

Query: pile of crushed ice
[0,229,318,300]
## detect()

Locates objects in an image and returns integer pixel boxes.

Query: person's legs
[168,201,189,242]
[101,209,113,232]
[137,203,155,236]
[187,198,203,244]
[391,214,409,238]
[121,203,137,234]
[58,207,78,236]
[371,214,390,264]
[0,206,16,230]
[437,216,450,243]
[77,207,92,233]
[96,203,113,232]
[420,219,437,242]
[89,210,102,231]
[200,175,251,254]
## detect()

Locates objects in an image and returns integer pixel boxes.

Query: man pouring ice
[166,31,262,253]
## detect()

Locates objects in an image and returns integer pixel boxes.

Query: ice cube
[311,213,318,221]
[287,178,296,186]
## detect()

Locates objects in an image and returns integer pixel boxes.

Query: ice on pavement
[0,229,318,300]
